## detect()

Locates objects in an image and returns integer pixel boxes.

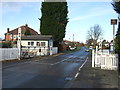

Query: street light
[38,18,41,34]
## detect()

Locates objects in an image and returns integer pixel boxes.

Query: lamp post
[73,34,74,43]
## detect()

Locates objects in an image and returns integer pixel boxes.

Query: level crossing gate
[92,46,118,70]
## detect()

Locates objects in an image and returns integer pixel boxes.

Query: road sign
[111,19,117,25]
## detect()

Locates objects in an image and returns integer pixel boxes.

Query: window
[13,35,17,39]
[31,42,34,46]
[37,42,40,46]
[41,42,45,46]
[10,34,12,39]
[28,42,30,45]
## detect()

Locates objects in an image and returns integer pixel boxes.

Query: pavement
[70,54,119,89]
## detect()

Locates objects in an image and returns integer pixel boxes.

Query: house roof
[21,35,53,41]
[5,24,38,35]
[64,40,71,43]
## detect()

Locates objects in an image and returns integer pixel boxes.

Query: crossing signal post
[18,28,22,60]
[111,19,117,52]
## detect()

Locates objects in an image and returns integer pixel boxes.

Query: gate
[92,47,118,70]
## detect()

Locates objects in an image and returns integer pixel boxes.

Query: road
[2,47,89,88]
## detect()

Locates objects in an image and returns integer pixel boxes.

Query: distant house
[4,24,38,41]
[63,40,71,45]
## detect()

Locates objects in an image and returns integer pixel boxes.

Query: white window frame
[41,42,46,47]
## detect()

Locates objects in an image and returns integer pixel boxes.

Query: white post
[99,39,102,54]
[92,50,95,67]
[50,47,52,55]
[96,46,98,54]
[49,41,53,55]
[18,28,21,60]
[95,46,98,67]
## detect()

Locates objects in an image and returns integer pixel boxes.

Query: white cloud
[2,2,41,15]
[70,7,115,21]
[2,2,27,14]
[1,0,42,2]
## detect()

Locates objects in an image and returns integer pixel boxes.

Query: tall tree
[40,2,68,47]
[112,1,120,14]
[87,24,103,47]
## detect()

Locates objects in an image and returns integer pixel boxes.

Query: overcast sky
[1,0,118,43]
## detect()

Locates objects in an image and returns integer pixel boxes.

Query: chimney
[7,28,10,33]
[25,24,28,27]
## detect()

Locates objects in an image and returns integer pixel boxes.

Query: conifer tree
[25,28,31,35]
[40,2,68,46]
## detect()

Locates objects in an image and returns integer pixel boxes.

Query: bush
[1,41,12,48]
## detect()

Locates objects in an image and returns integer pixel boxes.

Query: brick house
[4,24,38,41]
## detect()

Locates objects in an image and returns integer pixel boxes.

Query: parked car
[70,47,75,50]
[85,49,89,52]
[89,46,93,50]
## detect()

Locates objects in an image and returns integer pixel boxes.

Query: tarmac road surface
[2,47,89,88]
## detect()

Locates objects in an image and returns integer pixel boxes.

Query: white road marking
[30,62,50,65]
[51,58,68,66]
[78,57,88,71]
[75,72,79,78]
[74,57,88,78]
[2,60,50,69]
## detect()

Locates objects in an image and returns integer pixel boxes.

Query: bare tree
[87,24,103,47]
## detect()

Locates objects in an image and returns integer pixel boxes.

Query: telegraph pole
[73,34,74,42]
[73,34,74,47]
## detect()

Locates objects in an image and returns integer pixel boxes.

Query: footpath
[70,54,119,89]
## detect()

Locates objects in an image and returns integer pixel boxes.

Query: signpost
[111,19,117,52]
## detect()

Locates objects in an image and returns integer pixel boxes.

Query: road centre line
[51,58,68,66]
